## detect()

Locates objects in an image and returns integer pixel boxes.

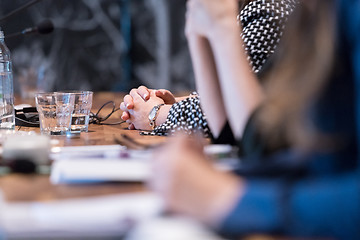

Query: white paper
[127,216,229,240]
[51,144,127,160]
[50,144,239,185]
[51,158,151,184]
[0,192,163,239]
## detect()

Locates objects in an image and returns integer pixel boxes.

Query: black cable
[89,101,126,126]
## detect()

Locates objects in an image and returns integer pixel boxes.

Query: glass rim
[56,90,93,95]
[35,92,77,97]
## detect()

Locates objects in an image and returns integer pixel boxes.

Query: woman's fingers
[122,94,134,109]
[125,119,135,130]
[121,111,130,121]
[128,123,135,130]
[120,101,127,111]
[137,86,151,101]
[155,89,176,104]
[130,88,143,102]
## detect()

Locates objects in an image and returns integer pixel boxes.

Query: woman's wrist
[175,96,189,102]
[155,104,172,127]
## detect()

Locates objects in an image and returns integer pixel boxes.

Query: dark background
[0,0,195,95]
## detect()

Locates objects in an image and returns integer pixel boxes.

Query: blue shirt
[219,1,360,239]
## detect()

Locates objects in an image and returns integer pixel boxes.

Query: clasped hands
[120,86,176,130]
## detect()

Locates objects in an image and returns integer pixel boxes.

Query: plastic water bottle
[0,30,15,129]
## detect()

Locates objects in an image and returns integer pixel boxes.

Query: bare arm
[187,35,227,138]
[208,20,264,139]
[186,0,264,139]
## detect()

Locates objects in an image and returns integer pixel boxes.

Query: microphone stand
[0,0,44,25]
[5,32,23,39]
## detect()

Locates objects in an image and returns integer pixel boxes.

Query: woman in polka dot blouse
[120,0,298,139]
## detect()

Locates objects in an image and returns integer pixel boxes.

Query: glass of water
[35,92,75,135]
[60,91,93,132]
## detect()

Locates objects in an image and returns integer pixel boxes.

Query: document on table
[50,144,240,185]
[0,192,163,239]
[51,158,151,184]
[50,145,153,184]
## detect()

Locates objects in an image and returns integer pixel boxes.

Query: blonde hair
[257,1,337,151]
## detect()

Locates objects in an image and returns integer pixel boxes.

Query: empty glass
[59,91,93,132]
[35,92,75,135]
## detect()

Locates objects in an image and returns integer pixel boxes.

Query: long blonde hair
[257,1,337,150]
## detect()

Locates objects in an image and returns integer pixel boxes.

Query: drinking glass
[35,92,75,135]
[62,91,93,132]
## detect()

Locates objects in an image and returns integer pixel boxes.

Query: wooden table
[1,92,167,203]
[1,93,324,240]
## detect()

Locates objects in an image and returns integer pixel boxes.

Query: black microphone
[5,19,54,39]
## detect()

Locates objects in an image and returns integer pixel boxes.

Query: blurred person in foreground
[150,0,360,239]
[120,0,298,141]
